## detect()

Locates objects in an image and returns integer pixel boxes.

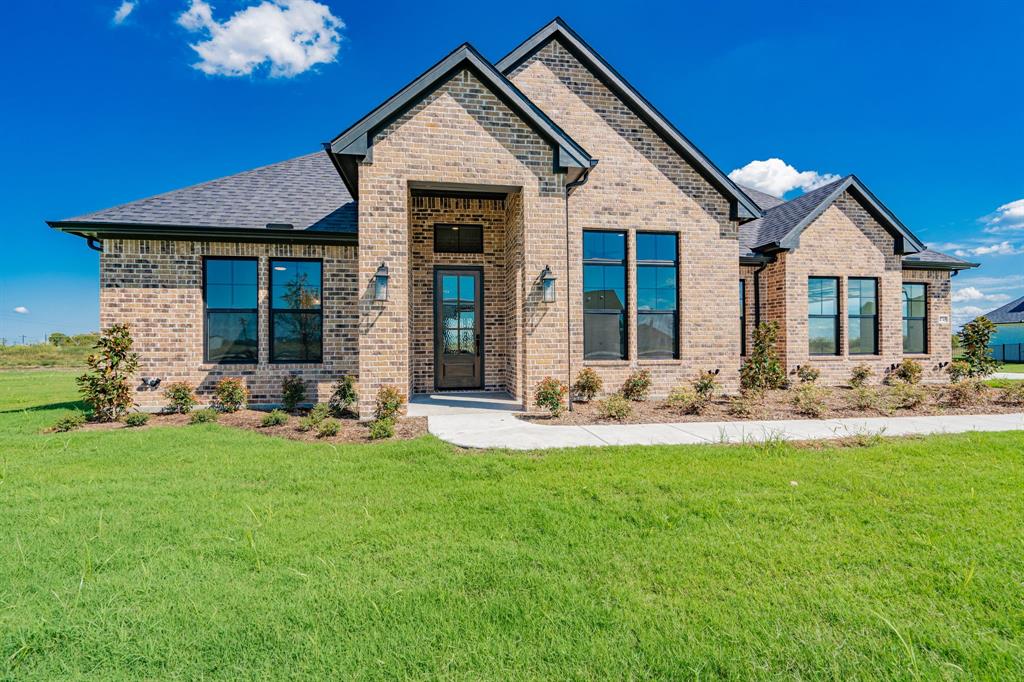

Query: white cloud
[112,1,136,24]
[177,0,343,77]
[728,158,841,198]
[953,240,1024,258]
[953,305,988,328]
[13,306,28,314]
[951,286,1011,304]
[982,198,1024,234]
[954,274,1024,293]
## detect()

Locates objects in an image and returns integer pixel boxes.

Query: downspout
[564,163,596,412]
[86,237,103,252]
[753,260,768,328]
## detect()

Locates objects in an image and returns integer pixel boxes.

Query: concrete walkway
[992,372,1024,380]
[428,411,1024,450]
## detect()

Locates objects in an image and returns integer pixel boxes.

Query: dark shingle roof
[739,178,847,255]
[55,152,355,234]
[980,295,1024,324]
[902,248,977,269]
[737,184,786,211]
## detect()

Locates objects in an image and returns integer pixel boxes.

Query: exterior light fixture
[374,262,389,301]
[540,265,556,303]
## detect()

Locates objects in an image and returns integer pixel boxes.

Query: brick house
[48,18,976,417]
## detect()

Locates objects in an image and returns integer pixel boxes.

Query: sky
[2,0,1022,343]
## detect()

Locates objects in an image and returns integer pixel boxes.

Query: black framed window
[848,278,878,355]
[204,258,258,364]
[740,280,747,356]
[903,283,928,354]
[808,277,840,355]
[637,232,678,359]
[583,230,626,360]
[434,224,483,253]
[270,259,323,363]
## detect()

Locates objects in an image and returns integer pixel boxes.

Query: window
[808,277,840,355]
[270,259,323,363]
[903,283,927,354]
[637,232,678,359]
[739,280,747,356]
[204,258,258,363]
[434,224,483,253]
[583,230,626,360]
[848,278,878,355]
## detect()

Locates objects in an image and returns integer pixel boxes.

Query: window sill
[637,359,682,365]
[583,360,630,367]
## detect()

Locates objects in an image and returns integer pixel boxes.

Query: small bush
[998,382,1024,406]
[53,412,87,432]
[316,419,340,438]
[163,381,197,414]
[534,376,569,416]
[328,375,358,417]
[213,377,248,412]
[76,323,139,422]
[947,360,971,383]
[621,370,652,402]
[297,416,317,432]
[597,394,632,421]
[189,408,219,424]
[693,371,719,401]
[727,391,762,418]
[665,386,706,415]
[888,359,923,385]
[572,368,603,402]
[308,403,331,423]
[888,383,926,410]
[849,387,885,413]
[940,380,986,408]
[792,383,828,417]
[849,364,873,388]
[374,386,405,421]
[124,412,149,428]
[796,365,820,384]
[368,417,395,440]
[281,375,306,412]
[261,409,289,427]
[957,317,998,378]
[741,322,787,391]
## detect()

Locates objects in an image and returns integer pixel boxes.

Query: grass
[997,362,1024,373]
[1,371,1023,678]
[0,342,93,369]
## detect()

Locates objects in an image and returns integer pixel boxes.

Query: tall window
[808,277,840,355]
[739,280,747,356]
[848,278,878,355]
[204,258,258,363]
[583,230,626,360]
[637,232,678,359]
[903,283,927,354]
[270,259,323,363]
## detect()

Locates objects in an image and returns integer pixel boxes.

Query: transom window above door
[434,224,483,253]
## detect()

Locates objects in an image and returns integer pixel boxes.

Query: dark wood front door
[434,269,483,390]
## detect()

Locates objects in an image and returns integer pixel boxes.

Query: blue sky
[3,0,1022,343]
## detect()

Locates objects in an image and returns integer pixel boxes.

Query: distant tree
[49,332,70,347]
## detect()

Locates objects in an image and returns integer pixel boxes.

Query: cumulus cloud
[13,306,28,314]
[953,305,988,328]
[177,0,343,77]
[982,198,1024,234]
[951,286,1011,304]
[113,1,136,24]
[728,158,841,198]
[953,240,1024,258]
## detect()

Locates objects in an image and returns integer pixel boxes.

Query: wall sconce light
[540,265,556,303]
[374,263,389,302]
[140,377,161,389]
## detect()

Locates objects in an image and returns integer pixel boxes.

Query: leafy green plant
[957,317,998,378]
[213,377,248,413]
[261,410,289,427]
[597,394,632,421]
[281,375,306,412]
[53,412,87,432]
[947,360,971,383]
[849,387,884,413]
[124,412,149,427]
[297,417,317,432]
[75,323,139,422]
[328,375,358,417]
[887,359,923,385]
[665,386,705,415]
[316,418,340,438]
[940,380,986,408]
[189,408,219,424]
[727,391,762,418]
[693,371,719,401]
[572,368,602,402]
[796,364,820,384]
[374,386,404,421]
[163,381,197,414]
[368,417,395,440]
[534,377,569,417]
[849,364,873,388]
[888,382,926,410]
[792,383,828,417]
[621,370,651,402]
[308,403,331,423]
[741,322,786,392]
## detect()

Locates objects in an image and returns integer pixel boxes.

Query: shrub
[328,375,358,417]
[940,380,986,408]
[887,359,923,385]
[281,375,306,412]
[124,412,149,428]
[999,382,1024,406]
[597,394,632,421]
[374,386,405,421]
[947,360,971,383]
[534,377,569,416]
[213,377,248,412]
[957,317,998,378]
[261,409,289,427]
[163,381,197,414]
[75,323,139,422]
[316,419,340,438]
[665,386,706,415]
[368,417,395,440]
[792,383,828,418]
[621,370,652,402]
[189,408,219,424]
[849,387,884,413]
[693,371,719,401]
[297,417,317,432]
[796,364,820,384]
[849,364,874,388]
[727,391,761,418]
[308,403,331,423]
[572,368,602,402]
[888,383,926,410]
[741,322,786,392]
[53,412,87,432]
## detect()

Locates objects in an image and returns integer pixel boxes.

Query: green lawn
[2,371,1023,679]
[0,342,93,369]
[998,362,1024,373]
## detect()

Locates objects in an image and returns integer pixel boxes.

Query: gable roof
[48,152,356,244]
[328,42,595,198]
[979,295,1024,324]
[496,17,761,222]
[737,184,786,211]
[902,248,977,270]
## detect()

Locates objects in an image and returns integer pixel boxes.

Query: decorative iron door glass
[435,270,483,389]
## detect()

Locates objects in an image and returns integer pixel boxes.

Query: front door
[434,269,483,390]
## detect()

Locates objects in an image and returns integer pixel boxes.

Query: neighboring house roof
[738,185,786,211]
[496,17,761,222]
[328,42,596,199]
[49,152,356,244]
[902,248,977,270]
[979,295,1024,324]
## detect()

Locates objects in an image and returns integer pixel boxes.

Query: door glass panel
[443,303,458,329]
[442,275,458,301]
[443,329,459,353]
[459,275,475,301]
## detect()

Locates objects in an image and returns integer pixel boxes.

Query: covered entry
[434,268,483,389]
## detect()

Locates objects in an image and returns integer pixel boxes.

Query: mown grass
[997,362,1024,373]
[1,371,1023,679]
[0,342,92,369]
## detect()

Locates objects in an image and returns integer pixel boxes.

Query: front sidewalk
[428,411,1024,450]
